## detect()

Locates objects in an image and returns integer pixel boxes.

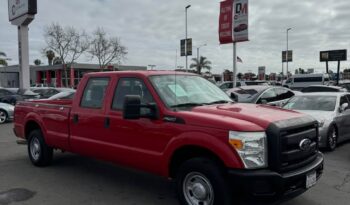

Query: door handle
[73,114,79,124]
[104,117,110,128]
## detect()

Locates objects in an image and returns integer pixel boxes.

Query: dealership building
[0,63,147,88]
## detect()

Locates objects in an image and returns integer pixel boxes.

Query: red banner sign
[219,0,234,44]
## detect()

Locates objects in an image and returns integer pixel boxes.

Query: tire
[326,125,337,151]
[0,109,8,124]
[176,158,233,205]
[27,129,53,167]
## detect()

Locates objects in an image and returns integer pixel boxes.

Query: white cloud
[1,0,350,74]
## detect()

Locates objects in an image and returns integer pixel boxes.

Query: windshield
[283,95,336,111]
[149,75,232,108]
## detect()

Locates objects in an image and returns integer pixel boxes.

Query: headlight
[318,120,325,128]
[229,131,268,169]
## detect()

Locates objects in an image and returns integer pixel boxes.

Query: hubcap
[0,111,6,123]
[30,137,41,161]
[183,172,214,205]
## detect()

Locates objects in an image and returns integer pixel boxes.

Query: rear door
[69,77,111,158]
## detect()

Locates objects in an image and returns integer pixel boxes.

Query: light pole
[286,28,292,78]
[185,5,191,72]
[196,44,207,61]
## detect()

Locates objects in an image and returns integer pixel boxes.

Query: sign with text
[8,0,37,21]
[258,66,266,80]
[219,0,234,44]
[282,50,293,62]
[219,0,249,44]
[180,38,192,56]
[320,50,347,62]
[233,0,249,42]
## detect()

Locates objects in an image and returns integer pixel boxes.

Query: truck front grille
[266,117,319,173]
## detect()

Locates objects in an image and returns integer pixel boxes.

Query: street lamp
[196,44,207,61]
[286,28,292,77]
[185,5,191,72]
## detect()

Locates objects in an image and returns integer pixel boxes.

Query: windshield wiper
[206,100,232,105]
[170,103,205,108]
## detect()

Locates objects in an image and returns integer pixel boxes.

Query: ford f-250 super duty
[14,71,323,205]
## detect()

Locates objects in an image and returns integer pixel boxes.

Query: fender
[23,112,52,145]
[160,131,244,177]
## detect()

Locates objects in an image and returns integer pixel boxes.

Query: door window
[80,78,110,109]
[112,78,155,112]
[275,88,295,101]
[340,96,350,107]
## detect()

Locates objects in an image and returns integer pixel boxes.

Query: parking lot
[0,122,350,205]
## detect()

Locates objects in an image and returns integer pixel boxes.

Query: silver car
[0,102,14,124]
[283,92,350,151]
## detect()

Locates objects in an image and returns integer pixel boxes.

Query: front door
[104,77,172,174]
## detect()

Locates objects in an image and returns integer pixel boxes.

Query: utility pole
[185,5,191,72]
[286,28,292,78]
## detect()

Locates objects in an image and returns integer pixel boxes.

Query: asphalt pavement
[1,122,350,205]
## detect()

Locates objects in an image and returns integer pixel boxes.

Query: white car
[0,102,14,124]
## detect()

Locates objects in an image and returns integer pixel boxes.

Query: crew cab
[14,71,324,205]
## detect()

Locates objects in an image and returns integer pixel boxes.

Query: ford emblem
[299,139,312,151]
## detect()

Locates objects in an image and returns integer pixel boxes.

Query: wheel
[28,129,53,166]
[0,109,8,124]
[326,125,337,151]
[176,158,232,205]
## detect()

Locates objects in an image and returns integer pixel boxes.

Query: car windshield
[283,95,336,111]
[149,75,232,108]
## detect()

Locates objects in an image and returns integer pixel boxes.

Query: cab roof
[84,70,197,77]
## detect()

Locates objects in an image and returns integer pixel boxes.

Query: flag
[237,56,243,63]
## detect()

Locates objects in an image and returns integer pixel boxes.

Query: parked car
[0,88,23,104]
[338,81,350,91]
[301,85,347,93]
[283,92,350,151]
[14,71,323,204]
[227,86,296,107]
[47,90,76,100]
[31,87,75,99]
[219,80,268,91]
[283,73,332,90]
[0,102,14,124]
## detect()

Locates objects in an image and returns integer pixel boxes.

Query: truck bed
[14,99,72,150]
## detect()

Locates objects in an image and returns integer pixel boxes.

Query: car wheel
[0,109,8,124]
[28,129,53,166]
[326,125,337,151]
[176,158,232,205]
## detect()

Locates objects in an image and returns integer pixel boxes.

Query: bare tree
[43,23,90,86]
[89,27,127,70]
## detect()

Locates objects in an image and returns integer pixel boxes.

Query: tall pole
[286,28,291,78]
[18,25,30,89]
[233,43,237,88]
[185,5,191,72]
[196,44,207,62]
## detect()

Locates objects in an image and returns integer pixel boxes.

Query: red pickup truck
[14,71,323,205]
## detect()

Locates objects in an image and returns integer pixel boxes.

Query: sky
[1,0,350,75]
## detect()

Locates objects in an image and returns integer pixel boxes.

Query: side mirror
[123,95,141,120]
[261,99,268,104]
[230,93,238,102]
[123,95,158,120]
[340,103,349,113]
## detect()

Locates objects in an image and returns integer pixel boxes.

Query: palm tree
[0,51,8,66]
[34,59,42,66]
[190,56,212,74]
[46,50,55,65]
